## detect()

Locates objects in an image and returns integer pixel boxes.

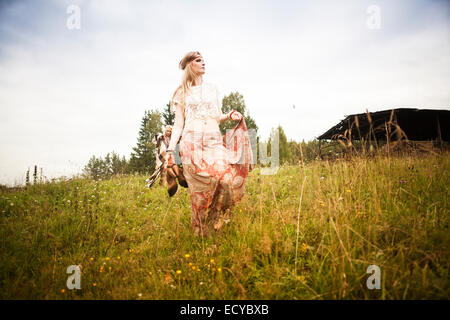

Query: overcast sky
[0,0,449,186]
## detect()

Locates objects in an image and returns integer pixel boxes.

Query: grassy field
[0,151,449,299]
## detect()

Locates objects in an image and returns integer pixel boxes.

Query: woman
[165,51,253,237]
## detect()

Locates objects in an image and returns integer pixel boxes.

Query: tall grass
[0,147,449,299]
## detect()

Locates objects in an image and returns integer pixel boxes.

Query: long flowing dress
[173,81,253,236]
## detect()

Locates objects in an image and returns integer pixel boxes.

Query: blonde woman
[165,51,253,237]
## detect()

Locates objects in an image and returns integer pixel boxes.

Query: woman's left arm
[219,112,231,123]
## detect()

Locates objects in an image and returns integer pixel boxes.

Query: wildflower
[149,271,152,275]
[61,289,65,293]
[184,254,190,258]
[346,189,351,193]
[90,257,94,261]
[108,267,111,271]
[117,256,120,259]
[188,262,192,267]
[218,268,222,273]
[93,283,97,287]
[212,268,216,272]
[301,243,309,252]
[176,270,182,275]
[164,273,173,283]
[210,259,215,264]
[192,266,196,271]
[105,257,110,261]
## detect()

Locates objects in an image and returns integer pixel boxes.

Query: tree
[128,109,163,174]
[162,102,175,126]
[83,151,129,180]
[267,125,292,165]
[83,155,104,180]
[219,92,258,135]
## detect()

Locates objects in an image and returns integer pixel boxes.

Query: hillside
[1,152,448,299]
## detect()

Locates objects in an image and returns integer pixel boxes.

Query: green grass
[0,151,449,299]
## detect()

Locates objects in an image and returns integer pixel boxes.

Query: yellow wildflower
[210,259,215,264]
[105,257,110,261]
[184,254,190,258]
[176,270,182,275]
[89,257,94,261]
[301,243,309,252]
[218,268,222,273]
[188,262,192,267]
[61,289,65,293]
[346,189,351,193]
[93,283,97,287]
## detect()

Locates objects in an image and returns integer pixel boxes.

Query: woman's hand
[228,110,243,121]
[164,151,175,168]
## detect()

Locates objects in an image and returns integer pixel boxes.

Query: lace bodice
[172,81,222,124]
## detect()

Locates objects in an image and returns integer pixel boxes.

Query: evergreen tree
[83,155,103,180]
[128,109,163,174]
[83,152,129,180]
[110,152,127,175]
[162,102,175,126]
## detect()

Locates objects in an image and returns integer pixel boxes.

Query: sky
[0,0,449,186]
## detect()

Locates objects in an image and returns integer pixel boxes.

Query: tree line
[82,92,345,180]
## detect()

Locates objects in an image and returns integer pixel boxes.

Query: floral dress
[173,81,253,236]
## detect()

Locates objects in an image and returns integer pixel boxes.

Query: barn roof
[317,108,450,141]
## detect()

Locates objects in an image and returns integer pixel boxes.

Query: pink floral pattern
[179,119,253,236]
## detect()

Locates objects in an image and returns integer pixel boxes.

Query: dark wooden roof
[317,108,450,141]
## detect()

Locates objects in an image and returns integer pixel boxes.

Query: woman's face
[191,55,205,75]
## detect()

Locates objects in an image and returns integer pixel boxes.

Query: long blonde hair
[169,51,203,114]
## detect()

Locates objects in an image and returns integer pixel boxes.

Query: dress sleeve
[171,88,184,115]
